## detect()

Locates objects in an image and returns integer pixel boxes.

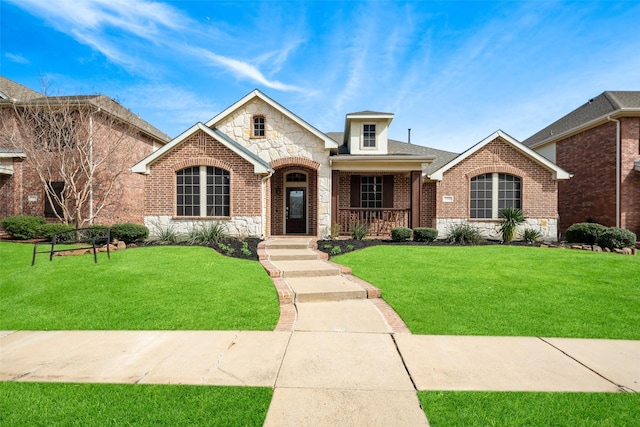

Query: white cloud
[8,0,302,92]
[5,53,30,64]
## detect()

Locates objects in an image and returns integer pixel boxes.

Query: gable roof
[205,89,338,151]
[0,76,170,144]
[427,130,571,181]
[132,122,272,174]
[524,91,640,149]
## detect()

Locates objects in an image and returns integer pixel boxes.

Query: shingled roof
[523,91,640,148]
[0,76,170,143]
[326,131,459,172]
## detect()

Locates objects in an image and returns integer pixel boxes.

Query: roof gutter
[607,115,621,228]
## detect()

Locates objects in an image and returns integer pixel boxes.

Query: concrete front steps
[259,238,366,302]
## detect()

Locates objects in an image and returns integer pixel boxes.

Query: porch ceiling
[329,155,434,172]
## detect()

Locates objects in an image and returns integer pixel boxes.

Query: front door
[286,188,306,234]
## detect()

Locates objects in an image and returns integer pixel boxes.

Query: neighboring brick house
[524,91,640,236]
[134,90,569,240]
[0,76,170,226]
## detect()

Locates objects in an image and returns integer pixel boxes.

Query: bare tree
[0,85,141,228]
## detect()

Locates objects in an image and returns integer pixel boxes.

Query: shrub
[497,207,525,242]
[446,223,482,245]
[391,227,412,241]
[565,222,607,244]
[0,215,46,240]
[153,224,181,244]
[597,227,637,249]
[522,228,542,244]
[330,224,341,240]
[187,222,228,245]
[351,222,368,240]
[39,223,75,241]
[111,223,149,244]
[413,227,438,242]
[331,246,342,255]
[241,241,252,256]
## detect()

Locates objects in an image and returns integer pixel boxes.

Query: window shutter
[383,175,394,208]
[350,175,361,207]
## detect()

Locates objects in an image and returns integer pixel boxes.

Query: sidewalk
[1,238,638,426]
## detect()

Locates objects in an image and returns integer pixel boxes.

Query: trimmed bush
[39,223,75,241]
[413,227,438,242]
[111,223,149,244]
[391,227,412,241]
[0,215,46,240]
[565,222,607,244]
[597,227,637,249]
[446,223,482,245]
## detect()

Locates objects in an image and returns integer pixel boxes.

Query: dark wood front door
[286,188,306,234]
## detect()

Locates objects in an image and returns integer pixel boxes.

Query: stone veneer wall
[215,99,332,237]
[433,137,561,241]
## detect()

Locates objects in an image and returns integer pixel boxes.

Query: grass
[0,242,279,330]
[0,382,272,426]
[419,391,640,426]
[333,245,640,339]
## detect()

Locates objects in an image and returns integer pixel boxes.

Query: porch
[337,208,410,237]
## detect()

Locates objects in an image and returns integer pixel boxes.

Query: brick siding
[435,138,559,220]
[555,118,640,235]
[143,129,263,218]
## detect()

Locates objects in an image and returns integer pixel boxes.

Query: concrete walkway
[1,237,639,426]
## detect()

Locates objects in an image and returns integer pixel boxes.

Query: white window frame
[470,173,521,219]
[362,123,376,148]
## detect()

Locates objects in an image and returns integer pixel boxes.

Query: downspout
[261,170,274,238]
[607,116,620,228]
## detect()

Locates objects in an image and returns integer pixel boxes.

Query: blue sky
[2,0,639,153]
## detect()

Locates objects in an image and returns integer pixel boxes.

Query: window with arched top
[252,115,265,138]
[470,173,521,219]
[176,166,230,217]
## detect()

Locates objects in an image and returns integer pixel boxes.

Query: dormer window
[363,124,376,148]
[252,115,265,138]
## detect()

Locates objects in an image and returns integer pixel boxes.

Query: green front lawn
[0,242,279,330]
[334,245,640,339]
[419,391,640,426]
[0,382,271,426]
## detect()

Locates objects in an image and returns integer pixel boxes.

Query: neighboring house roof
[0,76,42,101]
[635,161,640,172]
[427,130,572,181]
[205,89,338,151]
[132,122,272,174]
[523,91,640,149]
[0,76,170,144]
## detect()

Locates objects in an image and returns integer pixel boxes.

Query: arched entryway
[270,158,319,236]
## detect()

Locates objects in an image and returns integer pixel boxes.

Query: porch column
[331,170,339,227]
[411,170,422,228]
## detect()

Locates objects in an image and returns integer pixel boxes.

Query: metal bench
[32,227,111,266]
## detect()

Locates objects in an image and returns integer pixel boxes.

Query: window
[252,115,265,138]
[350,175,394,210]
[44,181,65,218]
[361,176,382,208]
[363,124,376,147]
[470,173,521,219]
[286,172,307,182]
[177,166,230,217]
